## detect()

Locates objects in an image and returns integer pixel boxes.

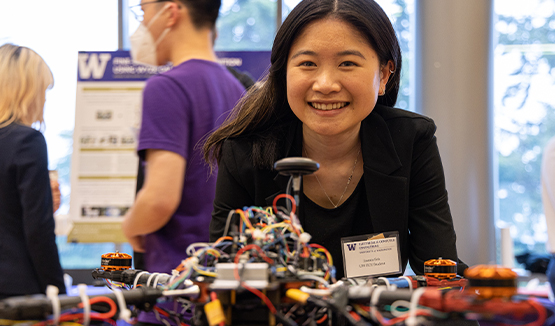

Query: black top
[0,123,66,298]
[300,180,372,279]
[210,104,468,276]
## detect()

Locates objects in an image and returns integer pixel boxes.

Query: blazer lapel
[360,114,408,234]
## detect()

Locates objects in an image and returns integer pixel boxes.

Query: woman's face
[286,17,391,138]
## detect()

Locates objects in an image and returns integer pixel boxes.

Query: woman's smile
[309,102,350,111]
[286,17,391,137]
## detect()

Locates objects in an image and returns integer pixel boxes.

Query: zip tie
[162,285,200,297]
[390,299,412,317]
[186,242,210,256]
[133,271,149,288]
[78,284,91,326]
[401,276,413,292]
[46,285,60,326]
[147,273,159,287]
[113,288,132,322]
[406,287,427,326]
[370,286,386,323]
[377,277,391,290]
[153,273,162,288]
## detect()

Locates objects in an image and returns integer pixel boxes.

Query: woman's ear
[380,60,395,91]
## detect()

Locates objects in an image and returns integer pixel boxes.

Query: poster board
[68,50,270,243]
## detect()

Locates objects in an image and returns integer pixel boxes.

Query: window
[494,0,555,256]
[127,0,277,51]
[215,0,277,51]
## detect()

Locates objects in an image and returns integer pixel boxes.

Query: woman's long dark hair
[203,0,402,169]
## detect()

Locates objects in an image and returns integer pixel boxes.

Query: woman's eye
[299,61,316,67]
[340,61,357,67]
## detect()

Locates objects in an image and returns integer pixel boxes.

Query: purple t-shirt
[138,59,244,273]
[137,60,244,324]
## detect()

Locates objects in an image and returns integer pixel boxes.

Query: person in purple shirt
[121,0,244,324]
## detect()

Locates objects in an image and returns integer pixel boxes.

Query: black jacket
[210,104,467,275]
[0,123,66,298]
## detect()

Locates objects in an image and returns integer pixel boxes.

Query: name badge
[341,231,402,278]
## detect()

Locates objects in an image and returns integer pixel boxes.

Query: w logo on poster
[347,243,356,251]
[78,53,111,80]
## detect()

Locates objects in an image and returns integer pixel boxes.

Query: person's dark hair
[176,0,221,29]
[203,0,402,169]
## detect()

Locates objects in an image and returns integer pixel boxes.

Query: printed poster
[68,50,270,243]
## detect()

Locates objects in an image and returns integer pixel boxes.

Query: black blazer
[210,104,467,275]
[0,123,66,298]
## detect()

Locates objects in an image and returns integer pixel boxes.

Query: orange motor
[101,251,132,271]
[424,258,457,279]
[464,264,517,299]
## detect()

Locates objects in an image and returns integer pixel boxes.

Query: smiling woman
[203,0,466,280]
[286,18,394,139]
[286,17,394,209]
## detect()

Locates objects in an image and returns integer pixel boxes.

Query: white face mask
[129,4,171,66]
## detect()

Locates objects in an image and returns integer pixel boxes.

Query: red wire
[372,307,434,326]
[308,243,329,254]
[270,194,304,253]
[308,243,332,279]
[234,244,277,314]
[273,193,296,215]
[77,295,117,319]
[154,306,190,326]
[154,306,170,317]
[522,298,547,326]
[36,297,120,326]
[56,313,117,326]
[236,244,275,265]
[483,298,547,326]
[349,310,361,321]
[316,313,328,324]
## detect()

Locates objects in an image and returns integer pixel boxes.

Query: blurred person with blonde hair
[0,43,66,298]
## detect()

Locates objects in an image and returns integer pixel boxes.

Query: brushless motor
[464,264,517,299]
[424,258,457,279]
[101,251,132,271]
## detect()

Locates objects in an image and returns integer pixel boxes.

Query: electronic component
[92,268,172,286]
[464,264,518,299]
[0,287,163,320]
[3,201,553,326]
[373,274,468,290]
[424,257,457,279]
[101,251,132,271]
[372,257,466,290]
[211,263,271,290]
